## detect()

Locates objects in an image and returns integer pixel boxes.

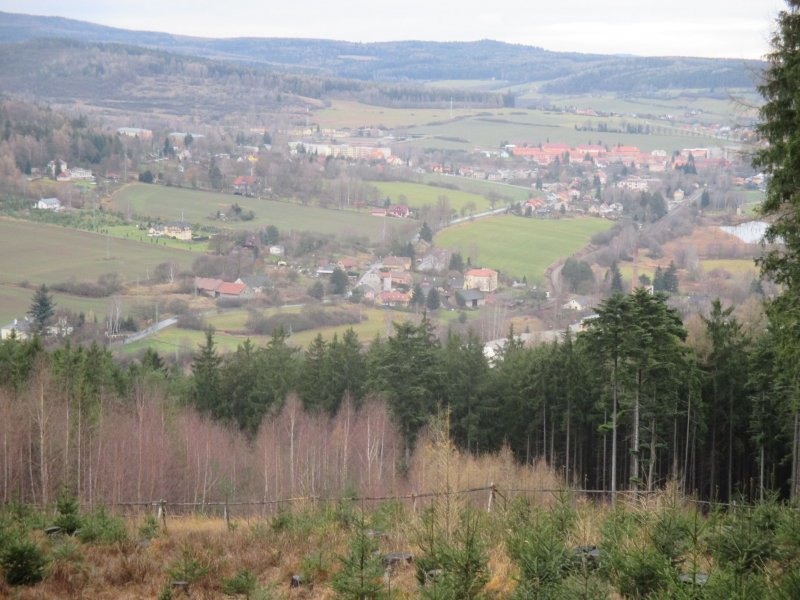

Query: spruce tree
[332,517,387,599]
[27,284,55,335]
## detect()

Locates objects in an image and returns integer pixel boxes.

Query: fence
[107,485,680,527]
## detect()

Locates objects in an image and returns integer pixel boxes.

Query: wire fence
[103,485,711,526]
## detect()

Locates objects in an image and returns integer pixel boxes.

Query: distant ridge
[0,11,762,94]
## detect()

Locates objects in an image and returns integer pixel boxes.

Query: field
[112,184,411,241]
[0,283,113,326]
[372,181,494,213]
[404,111,726,153]
[420,174,533,204]
[0,218,195,286]
[119,306,408,356]
[315,100,727,154]
[435,215,612,283]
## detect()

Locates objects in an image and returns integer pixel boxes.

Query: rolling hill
[0,11,763,96]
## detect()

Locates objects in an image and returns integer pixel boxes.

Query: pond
[719,221,769,244]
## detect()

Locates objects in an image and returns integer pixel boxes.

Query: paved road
[121,317,178,344]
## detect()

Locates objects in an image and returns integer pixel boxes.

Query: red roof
[216,282,246,296]
[195,277,223,291]
[233,175,257,186]
[466,268,497,277]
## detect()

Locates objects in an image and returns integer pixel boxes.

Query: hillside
[0,11,763,95]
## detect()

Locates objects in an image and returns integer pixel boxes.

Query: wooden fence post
[154,499,167,532]
[487,483,496,513]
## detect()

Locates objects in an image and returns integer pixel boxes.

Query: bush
[76,507,128,544]
[166,543,209,585]
[1,537,47,586]
[222,569,258,597]
[54,487,81,535]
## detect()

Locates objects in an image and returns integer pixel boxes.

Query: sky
[0,0,786,59]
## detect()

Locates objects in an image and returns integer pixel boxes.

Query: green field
[0,283,114,326]
[0,218,195,286]
[119,306,406,355]
[701,259,758,276]
[405,111,726,153]
[112,184,411,241]
[435,215,612,283]
[420,174,533,204]
[315,100,474,128]
[372,181,493,213]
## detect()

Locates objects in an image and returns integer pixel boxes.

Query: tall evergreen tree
[753,0,800,499]
[27,284,55,335]
[192,328,222,416]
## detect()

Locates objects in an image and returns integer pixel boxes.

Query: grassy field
[0,283,114,325]
[372,181,493,213]
[112,184,411,241]
[435,215,612,283]
[120,306,409,356]
[404,111,726,153]
[314,99,474,128]
[701,258,758,276]
[315,101,727,151]
[420,174,533,203]
[0,217,195,286]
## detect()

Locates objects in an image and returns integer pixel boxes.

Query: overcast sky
[0,0,785,59]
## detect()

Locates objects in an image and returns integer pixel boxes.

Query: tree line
[1,287,797,504]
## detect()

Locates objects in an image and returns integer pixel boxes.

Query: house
[34,197,61,211]
[0,317,32,341]
[216,282,246,298]
[269,245,285,256]
[562,298,583,311]
[195,277,223,296]
[457,288,485,309]
[358,270,382,295]
[236,275,270,294]
[464,268,499,292]
[382,256,412,272]
[150,222,192,241]
[232,175,258,196]
[379,290,411,307]
[417,248,451,273]
[388,205,411,218]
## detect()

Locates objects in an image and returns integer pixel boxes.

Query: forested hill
[0,11,762,93]
[0,39,502,117]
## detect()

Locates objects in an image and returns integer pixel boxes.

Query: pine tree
[191,328,222,415]
[27,284,55,335]
[610,261,624,293]
[426,287,441,310]
[332,517,387,599]
[420,221,433,243]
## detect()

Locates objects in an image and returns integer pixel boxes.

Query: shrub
[222,569,258,597]
[137,514,160,540]
[0,537,47,586]
[77,507,129,544]
[507,504,573,597]
[54,487,81,535]
[331,520,386,599]
[166,543,209,585]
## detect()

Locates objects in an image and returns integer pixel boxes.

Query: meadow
[0,218,194,286]
[372,181,494,213]
[315,100,725,154]
[420,174,534,204]
[0,283,113,326]
[112,184,410,241]
[435,215,612,283]
[119,306,409,356]
[404,112,726,153]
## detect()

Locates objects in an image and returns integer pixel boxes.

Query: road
[121,317,178,345]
